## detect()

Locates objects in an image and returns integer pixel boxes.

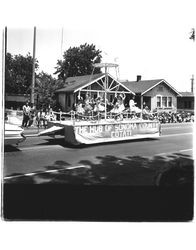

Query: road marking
[66,165,91,170]
[4,170,61,180]
[45,169,59,173]
[4,164,91,180]
[24,172,36,176]
[4,174,25,179]
[179,149,193,152]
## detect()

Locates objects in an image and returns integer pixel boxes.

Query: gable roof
[55,73,104,93]
[55,73,135,95]
[179,92,195,97]
[121,79,181,96]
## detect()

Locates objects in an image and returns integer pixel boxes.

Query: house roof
[179,92,195,97]
[121,79,181,96]
[55,73,135,94]
[55,73,104,93]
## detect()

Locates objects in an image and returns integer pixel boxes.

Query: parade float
[39,63,161,145]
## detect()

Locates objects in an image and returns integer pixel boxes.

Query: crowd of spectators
[143,111,194,123]
[21,101,58,128]
[5,100,194,129]
[5,101,59,128]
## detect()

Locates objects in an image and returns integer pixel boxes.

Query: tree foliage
[35,71,63,109]
[55,43,102,81]
[5,52,39,94]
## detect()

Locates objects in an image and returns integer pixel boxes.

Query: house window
[157,96,161,107]
[168,97,172,107]
[162,97,167,108]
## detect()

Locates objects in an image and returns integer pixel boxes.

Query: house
[5,93,30,110]
[55,73,135,111]
[121,75,181,112]
[177,92,195,113]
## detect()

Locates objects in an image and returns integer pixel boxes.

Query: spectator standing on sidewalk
[49,107,56,121]
[36,108,46,128]
[44,109,50,127]
[191,113,194,122]
[22,101,30,127]
[56,108,62,121]
[28,103,36,127]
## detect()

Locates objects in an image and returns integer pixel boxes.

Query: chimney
[191,75,194,93]
[136,75,142,82]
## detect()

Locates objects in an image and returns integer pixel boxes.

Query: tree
[54,43,102,81]
[5,52,39,94]
[35,71,62,109]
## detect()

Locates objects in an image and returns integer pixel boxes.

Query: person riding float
[75,95,85,119]
[129,96,141,114]
[83,93,93,117]
[111,92,125,112]
[93,96,105,112]
[109,92,126,120]
[117,92,126,113]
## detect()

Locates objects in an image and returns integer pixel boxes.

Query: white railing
[53,109,145,124]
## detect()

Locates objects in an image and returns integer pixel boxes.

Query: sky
[4,0,196,92]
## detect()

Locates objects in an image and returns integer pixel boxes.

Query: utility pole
[5,27,7,56]
[61,27,64,57]
[31,26,36,104]
[3,27,7,109]
[4,27,7,92]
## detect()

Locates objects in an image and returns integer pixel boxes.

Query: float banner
[74,122,159,141]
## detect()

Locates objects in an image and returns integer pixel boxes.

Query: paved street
[3,122,194,185]
[3,122,194,221]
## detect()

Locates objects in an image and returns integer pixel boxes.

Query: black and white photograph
[1,0,195,246]
[2,3,195,221]
[0,0,196,250]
